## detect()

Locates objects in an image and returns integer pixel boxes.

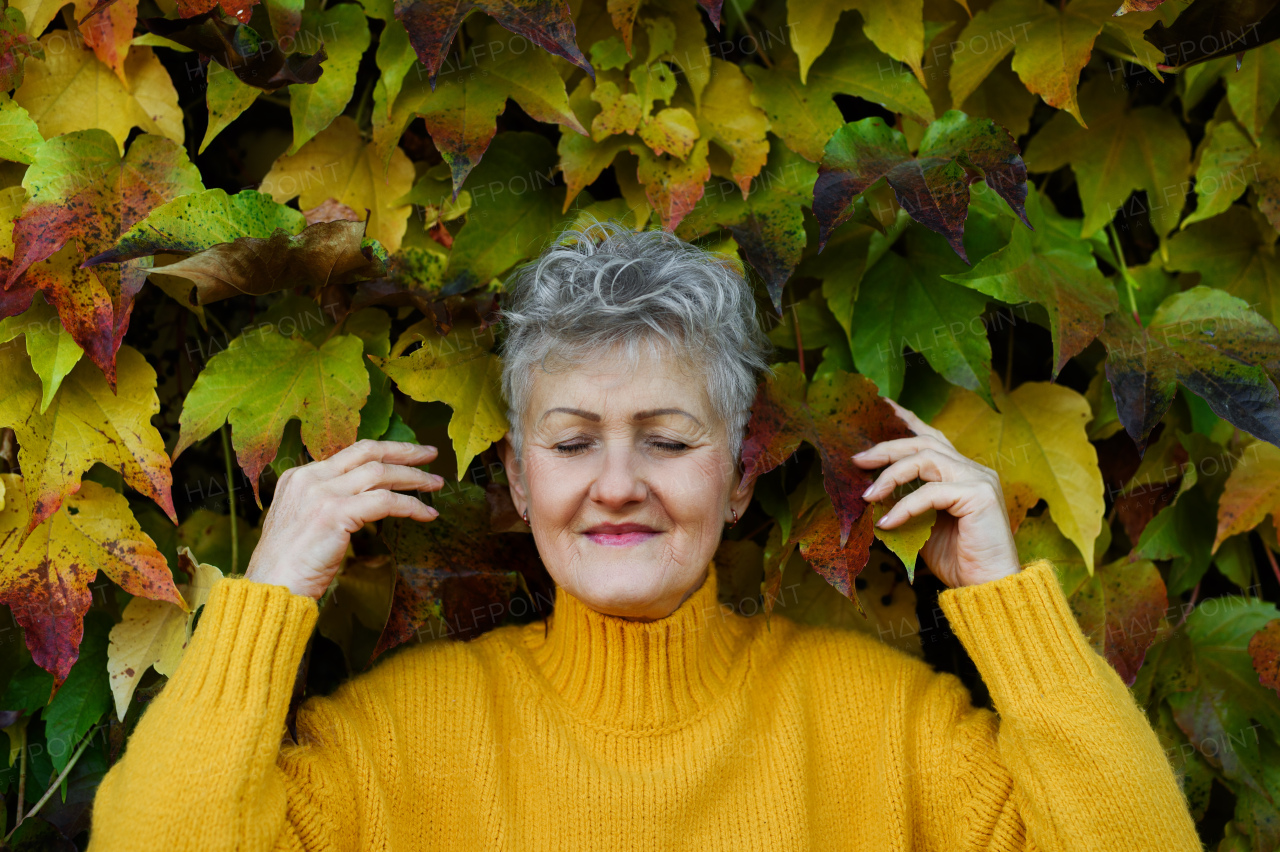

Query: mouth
[583,523,660,547]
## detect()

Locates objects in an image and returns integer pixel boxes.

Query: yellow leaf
[11,0,65,36]
[372,325,509,481]
[931,379,1104,571]
[13,40,182,151]
[0,342,175,535]
[260,115,413,252]
[871,484,936,581]
[107,546,222,719]
[697,59,769,198]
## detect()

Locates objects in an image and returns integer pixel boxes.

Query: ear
[729,465,756,520]
[495,433,527,510]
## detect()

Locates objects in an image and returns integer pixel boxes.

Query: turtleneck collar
[518,559,757,732]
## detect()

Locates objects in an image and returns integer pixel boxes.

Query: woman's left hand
[851,399,1021,588]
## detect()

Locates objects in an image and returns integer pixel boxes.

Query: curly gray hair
[497,220,776,468]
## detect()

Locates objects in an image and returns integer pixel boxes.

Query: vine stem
[1264,540,1280,589]
[1173,580,1201,631]
[727,0,772,68]
[791,301,805,374]
[4,730,94,842]
[15,721,27,830]
[1106,220,1142,324]
[221,423,239,574]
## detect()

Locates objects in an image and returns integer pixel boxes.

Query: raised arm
[87,440,446,851]
[854,401,1202,851]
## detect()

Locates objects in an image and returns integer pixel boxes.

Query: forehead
[527,346,714,421]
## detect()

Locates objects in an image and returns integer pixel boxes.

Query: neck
[519,559,756,731]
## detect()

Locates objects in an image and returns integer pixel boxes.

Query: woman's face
[497,344,754,621]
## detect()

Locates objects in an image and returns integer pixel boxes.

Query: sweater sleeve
[906,559,1203,852]
[87,577,374,852]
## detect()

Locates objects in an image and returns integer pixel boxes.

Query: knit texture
[87,558,1204,851]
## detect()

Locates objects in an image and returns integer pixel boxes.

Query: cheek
[659,454,731,522]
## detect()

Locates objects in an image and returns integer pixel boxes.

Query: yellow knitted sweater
[88,558,1203,851]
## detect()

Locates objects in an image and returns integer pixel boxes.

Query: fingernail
[861,485,875,499]
[876,514,890,528]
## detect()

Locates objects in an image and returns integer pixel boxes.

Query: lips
[584,523,660,547]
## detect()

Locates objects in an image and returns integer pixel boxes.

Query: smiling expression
[497,343,755,621]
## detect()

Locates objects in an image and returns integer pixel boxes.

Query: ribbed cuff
[165,577,319,712]
[938,559,1098,710]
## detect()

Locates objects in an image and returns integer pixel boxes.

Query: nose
[587,439,648,509]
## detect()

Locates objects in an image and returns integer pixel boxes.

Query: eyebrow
[539,407,704,427]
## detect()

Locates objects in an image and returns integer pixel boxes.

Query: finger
[347,490,440,526]
[338,460,446,496]
[318,439,439,477]
[851,435,965,468]
[862,449,961,500]
[875,480,989,529]
[884,398,949,442]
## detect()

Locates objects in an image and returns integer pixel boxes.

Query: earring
[522,508,529,525]
[730,508,738,526]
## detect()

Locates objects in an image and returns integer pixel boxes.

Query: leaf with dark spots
[1097,287,1280,454]
[0,473,184,691]
[0,343,176,538]
[1250,618,1280,697]
[741,364,913,552]
[137,221,386,308]
[1214,440,1280,551]
[392,0,593,89]
[1142,0,1280,69]
[676,145,814,314]
[5,130,202,389]
[373,481,552,656]
[142,12,326,91]
[696,0,722,28]
[814,111,1029,263]
[1116,0,1167,10]
[794,501,875,611]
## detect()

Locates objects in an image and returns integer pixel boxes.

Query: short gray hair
[497,220,776,469]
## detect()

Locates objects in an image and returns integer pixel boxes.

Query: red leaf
[1249,618,1280,697]
[393,0,593,88]
[741,364,913,548]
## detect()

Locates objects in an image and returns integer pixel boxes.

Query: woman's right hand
[244,439,445,600]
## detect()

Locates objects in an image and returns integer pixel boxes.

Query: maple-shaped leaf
[948,0,1116,127]
[932,378,1104,571]
[14,40,182,150]
[372,320,508,480]
[141,12,325,91]
[788,0,926,88]
[0,342,176,535]
[1170,597,1280,800]
[1023,75,1192,239]
[697,58,770,198]
[393,0,592,89]
[0,7,42,90]
[0,472,185,690]
[676,144,814,314]
[1250,618,1280,697]
[942,182,1117,377]
[4,130,202,387]
[1016,513,1166,685]
[288,4,371,153]
[1180,108,1276,229]
[814,112,1029,263]
[262,116,413,252]
[200,64,261,154]
[1214,440,1280,551]
[90,188,305,264]
[373,481,552,656]
[375,28,585,195]
[444,132,566,291]
[1115,0,1166,11]
[173,321,371,507]
[744,25,934,163]
[106,546,222,718]
[1165,206,1280,330]
[870,484,936,581]
[73,0,139,82]
[851,222,1003,406]
[1097,287,1280,453]
[741,364,913,548]
[1221,42,1280,144]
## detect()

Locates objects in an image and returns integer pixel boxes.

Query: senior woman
[87,224,1201,851]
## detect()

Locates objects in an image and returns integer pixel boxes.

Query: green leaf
[288,4,371,154]
[0,94,43,165]
[42,610,112,774]
[1023,75,1192,239]
[200,65,260,155]
[1097,286,1280,453]
[1165,205,1280,331]
[942,182,1117,377]
[851,223,1001,405]
[787,0,926,87]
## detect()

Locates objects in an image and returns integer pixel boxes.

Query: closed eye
[553,439,689,455]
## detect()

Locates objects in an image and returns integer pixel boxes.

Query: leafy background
[0,0,1278,847]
